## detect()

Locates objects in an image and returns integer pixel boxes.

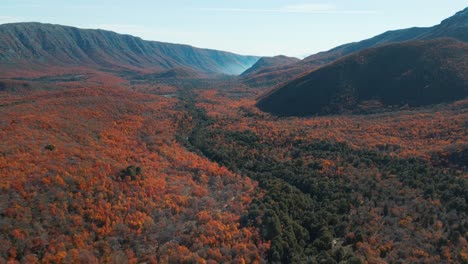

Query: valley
[0,6,467,264]
[0,70,466,262]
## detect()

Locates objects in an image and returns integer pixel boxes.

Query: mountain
[241,55,300,76]
[257,39,468,116]
[0,22,259,76]
[240,56,301,87]
[302,7,468,67]
[245,7,468,87]
[301,28,430,68]
[419,7,468,41]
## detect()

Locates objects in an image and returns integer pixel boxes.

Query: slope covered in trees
[257,39,468,116]
[1,65,467,263]
[0,85,267,263]
[190,90,467,263]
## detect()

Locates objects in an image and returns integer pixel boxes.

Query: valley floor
[0,75,466,263]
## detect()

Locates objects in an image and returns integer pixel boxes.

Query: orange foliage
[196,89,468,161]
[0,85,265,262]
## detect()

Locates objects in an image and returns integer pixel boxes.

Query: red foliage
[0,85,265,262]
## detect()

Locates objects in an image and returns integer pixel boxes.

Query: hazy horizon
[1,1,466,57]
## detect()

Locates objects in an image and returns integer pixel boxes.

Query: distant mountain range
[244,7,468,87]
[0,22,259,76]
[257,39,468,116]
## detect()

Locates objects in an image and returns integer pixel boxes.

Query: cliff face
[0,22,259,75]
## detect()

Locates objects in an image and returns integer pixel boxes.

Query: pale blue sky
[1,1,466,57]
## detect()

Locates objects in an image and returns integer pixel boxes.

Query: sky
[1,1,466,57]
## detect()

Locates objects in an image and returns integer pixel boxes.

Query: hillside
[241,55,300,76]
[423,7,468,41]
[141,67,203,79]
[257,39,468,116]
[0,22,259,76]
[191,89,468,263]
[0,85,266,263]
[301,27,430,68]
[303,7,468,67]
[243,7,468,87]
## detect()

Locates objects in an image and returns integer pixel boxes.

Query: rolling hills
[257,38,468,116]
[0,22,259,76]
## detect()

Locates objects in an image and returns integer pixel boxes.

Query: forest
[180,96,467,263]
[0,9,467,262]
[0,85,267,263]
[0,70,465,263]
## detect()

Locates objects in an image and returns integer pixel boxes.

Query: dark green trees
[120,165,142,181]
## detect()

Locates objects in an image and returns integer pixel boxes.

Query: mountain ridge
[0,22,259,76]
[243,7,468,87]
[302,7,468,66]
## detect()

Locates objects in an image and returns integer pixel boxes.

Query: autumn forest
[0,6,467,264]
